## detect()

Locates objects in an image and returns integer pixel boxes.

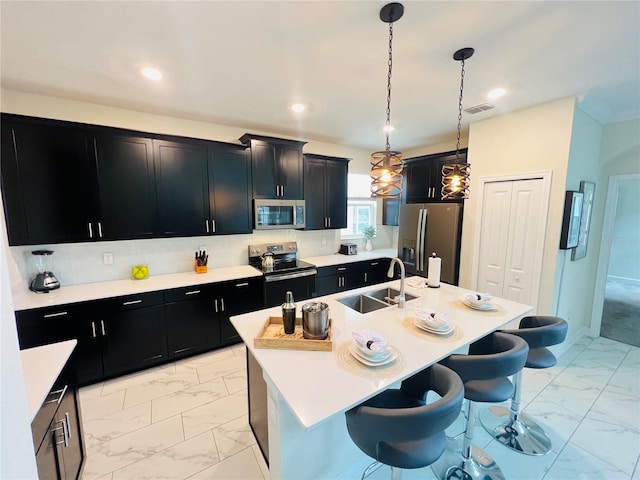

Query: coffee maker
[29,250,60,293]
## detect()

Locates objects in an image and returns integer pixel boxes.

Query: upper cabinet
[303,154,350,230]
[1,117,95,245]
[403,149,468,204]
[382,198,400,226]
[0,114,254,245]
[93,134,158,240]
[239,133,306,199]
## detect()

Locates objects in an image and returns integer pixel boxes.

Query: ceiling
[1,1,639,151]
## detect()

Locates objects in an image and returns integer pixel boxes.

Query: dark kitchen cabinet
[404,149,468,204]
[93,134,158,240]
[382,198,400,226]
[0,117,94,245]
[32,362,84,480]
[165,285,220,359]
[217,277,264,345]
[208,145,253,234]
[154,139,209,236]
[303,154,349,230]
[239,134,307,199]
[315,258,393,296]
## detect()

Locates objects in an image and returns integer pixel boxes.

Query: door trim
[470,170,553,312]
[590,173,640,336]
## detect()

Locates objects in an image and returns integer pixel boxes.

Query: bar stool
[479,315,568,455]
[431,332,529,480]
[345,363,464,480]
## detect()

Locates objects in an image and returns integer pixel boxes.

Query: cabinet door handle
[235,282,249,287]
[364,273,368,282]
[370,262,379,266]
[98,222,103,238]
[100,320,106,336]
[44,311,68,318]
[122,299,143,306]
[211,219,216,233]
[46,385,68,405]
[185,290,201,296]
[205,219,210,233]
[338,267,346,271]
[64,412,71,439]
[91,321,96,338]
[220,298,225,311]
[88,222,93,238]
[214,299,218,312]
[328,217,331,227]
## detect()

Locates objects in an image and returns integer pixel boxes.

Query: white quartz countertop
[12,265,262,311]
[301,248,397,267]
[230,277,533,430]
[21,340,77,421]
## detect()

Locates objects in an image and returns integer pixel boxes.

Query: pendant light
[441,47,473,201]
[370,3,404,198]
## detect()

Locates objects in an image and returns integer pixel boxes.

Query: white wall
[461,97,576,320]
[1,90,394,288]
[553,107,603,335]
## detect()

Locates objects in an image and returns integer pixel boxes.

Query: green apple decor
[131,265,149,280]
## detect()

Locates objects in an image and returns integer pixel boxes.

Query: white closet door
[477,178,545,304]
[503,179,545,304]
[477,181,513,296]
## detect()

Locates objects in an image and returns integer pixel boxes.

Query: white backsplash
[8,228,396,288]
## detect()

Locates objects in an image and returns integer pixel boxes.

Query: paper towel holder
[427,252,441,288]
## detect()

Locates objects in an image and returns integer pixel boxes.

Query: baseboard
[607,275,640,285]
[549,325,592,358]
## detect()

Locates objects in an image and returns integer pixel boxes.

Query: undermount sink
[336,294,389,314]
[337,287,418,314]
[365,287,418,304]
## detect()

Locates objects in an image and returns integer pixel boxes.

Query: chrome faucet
[386,257,406,308]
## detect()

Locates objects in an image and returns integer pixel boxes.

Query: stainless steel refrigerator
[398,203,463,285]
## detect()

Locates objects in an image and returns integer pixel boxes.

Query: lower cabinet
[218,277,264,345]
[33,364,84,480]
[315,258,392,296]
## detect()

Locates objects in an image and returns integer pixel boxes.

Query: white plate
[355,344,392,361]
[349,344,398,366]
[414,318,451,332]
[415,321,455,335]
[462,298,497,311]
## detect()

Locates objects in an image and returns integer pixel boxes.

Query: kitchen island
[230,277,534,479]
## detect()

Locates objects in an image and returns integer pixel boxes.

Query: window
[341,174,376,239]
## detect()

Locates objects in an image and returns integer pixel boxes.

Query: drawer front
[31,384,67,453]
[16,306,79,350]
[164,284,212,303]
[316,263,363,277]
[102,291,165,311]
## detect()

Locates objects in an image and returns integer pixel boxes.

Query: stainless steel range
[248,241,317,307]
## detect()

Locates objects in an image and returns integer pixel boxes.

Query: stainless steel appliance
[339,243,358,255]
[398,203,463,285]
[248,241,316,307]
[29,249,60,293]
[253,199,305,230]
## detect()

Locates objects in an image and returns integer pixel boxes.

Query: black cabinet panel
[1,120,93,245]
[303,154,349,230]
[404,149,467,204]
[383,198,400,226]
[219,277,264,345]
[93,135,157,239]
[155,139,209,236]
[315,258,392,296]
[279,146,303,199]
[208,146,252,234]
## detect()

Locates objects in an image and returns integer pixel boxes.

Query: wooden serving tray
[254,316,332,351]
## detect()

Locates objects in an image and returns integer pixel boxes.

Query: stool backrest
[504,315,568,349]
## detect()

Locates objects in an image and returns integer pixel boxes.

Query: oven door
[264,269,317,307]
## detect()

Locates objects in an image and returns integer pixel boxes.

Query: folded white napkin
[407,277,427,288]
[414,308,451,330]
[352,329,389,353]
[463,292,493,304]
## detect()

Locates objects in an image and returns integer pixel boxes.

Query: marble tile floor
[79,335,639,480]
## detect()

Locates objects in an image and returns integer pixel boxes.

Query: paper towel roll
[427,253,441,288]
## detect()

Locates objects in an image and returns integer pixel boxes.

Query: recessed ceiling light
[290,103,306,113]
[487,88,506,100]
[383,124,395,133]
[140,67,162,81]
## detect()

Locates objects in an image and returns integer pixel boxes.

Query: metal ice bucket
[301,302,330,340]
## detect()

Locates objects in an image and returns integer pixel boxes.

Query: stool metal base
[431,437,506,480]
[480,405,552,456]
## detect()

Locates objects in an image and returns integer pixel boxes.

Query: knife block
[194,260,207,274]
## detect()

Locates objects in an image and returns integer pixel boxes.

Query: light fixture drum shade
[441,163,470,200]
[370,150,403,197]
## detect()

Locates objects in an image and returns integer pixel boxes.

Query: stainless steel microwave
[254,199,305,230]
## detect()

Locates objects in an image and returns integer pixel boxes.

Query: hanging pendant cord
[456,57,466,162]
[385,22,394,152]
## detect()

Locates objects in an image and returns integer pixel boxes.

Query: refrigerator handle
[415,209,423,272]
[419,208,428,272]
